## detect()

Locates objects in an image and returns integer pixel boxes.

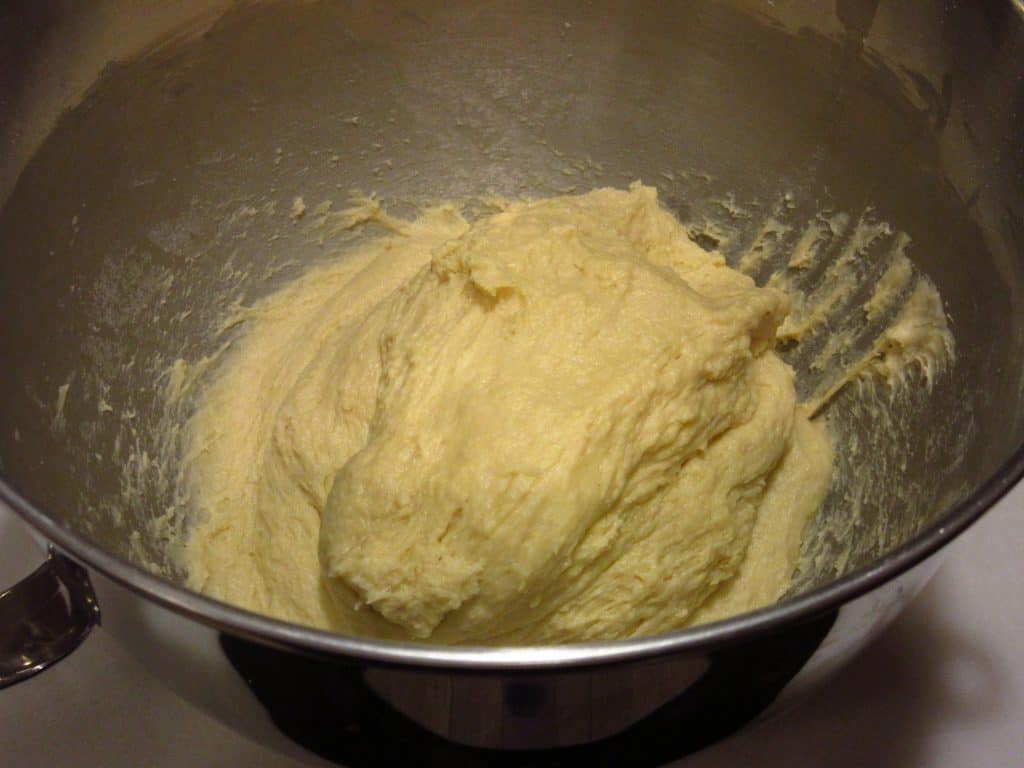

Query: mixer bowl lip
[2,439,1022,670]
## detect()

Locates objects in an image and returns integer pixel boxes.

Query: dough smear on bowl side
[179,182,947,644]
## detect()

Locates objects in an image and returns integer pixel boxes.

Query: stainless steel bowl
[2,1,1023,763]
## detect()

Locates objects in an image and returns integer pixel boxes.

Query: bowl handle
[0,548,99,688]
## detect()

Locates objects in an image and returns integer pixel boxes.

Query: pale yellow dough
[184,183,833,644]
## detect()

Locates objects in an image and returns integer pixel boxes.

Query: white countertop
[2,487,1022,767]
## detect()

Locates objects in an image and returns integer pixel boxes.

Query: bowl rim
[2,439,1022,669]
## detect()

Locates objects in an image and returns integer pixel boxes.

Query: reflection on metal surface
[0,550,98,688]
[220,609,835,758]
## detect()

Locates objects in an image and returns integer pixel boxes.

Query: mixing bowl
[1,0,1023,763]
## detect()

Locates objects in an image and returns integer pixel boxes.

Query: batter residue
[184,183,836,643]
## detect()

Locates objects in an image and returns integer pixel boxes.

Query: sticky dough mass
[184,183,833,644]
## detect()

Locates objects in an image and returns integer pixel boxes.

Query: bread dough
[184,183,833,643]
